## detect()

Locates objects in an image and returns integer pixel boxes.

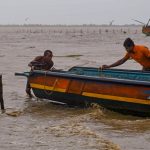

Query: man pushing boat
[28,50,54,71]
[101,38,150,71]
[26,50,54,97]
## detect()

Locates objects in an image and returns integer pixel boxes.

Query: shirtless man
[26,50,54,97]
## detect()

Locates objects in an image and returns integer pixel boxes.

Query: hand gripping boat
[15,66,150,117]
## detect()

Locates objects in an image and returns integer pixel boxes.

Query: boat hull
[27,68,150,116]
[142,26,150,36]
[33,88,150,116]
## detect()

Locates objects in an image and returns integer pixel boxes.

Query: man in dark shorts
[26,50,54,97]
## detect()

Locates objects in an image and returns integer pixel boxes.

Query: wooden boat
[142,25,150,36]
[15,67,150,117]
[133,19,150,36]
[142,19,150,36]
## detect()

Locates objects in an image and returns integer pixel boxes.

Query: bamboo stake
[0,75,5,113]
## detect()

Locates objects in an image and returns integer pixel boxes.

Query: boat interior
[68,67,150,82]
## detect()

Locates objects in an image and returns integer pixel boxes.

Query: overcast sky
[0,0,149,25]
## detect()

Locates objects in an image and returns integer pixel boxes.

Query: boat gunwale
[31,70,150,87]
[69,66,150,73]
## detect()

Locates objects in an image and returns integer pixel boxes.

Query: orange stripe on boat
[30,83,150,105]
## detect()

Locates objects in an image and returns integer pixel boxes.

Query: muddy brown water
[0,25,150,150]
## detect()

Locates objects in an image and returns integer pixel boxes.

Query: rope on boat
[98,68,104,77]
[43,71,58,96]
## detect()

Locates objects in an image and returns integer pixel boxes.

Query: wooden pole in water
[0,75,5,113]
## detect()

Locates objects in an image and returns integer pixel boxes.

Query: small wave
[16,55,29,57]
[27,46,36,49]
[6,110,23,117]
[55,54,83,58]
[0,55,5,57]
[43,112,120,150]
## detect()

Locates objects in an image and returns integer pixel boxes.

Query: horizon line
[0,24,142,27]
